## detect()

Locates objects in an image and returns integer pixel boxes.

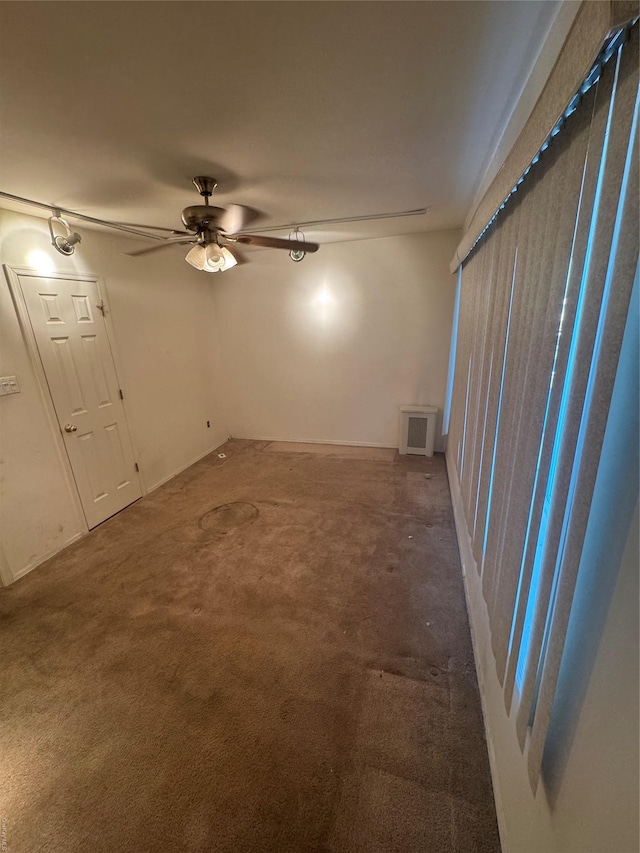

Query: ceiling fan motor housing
[181,205,226,232]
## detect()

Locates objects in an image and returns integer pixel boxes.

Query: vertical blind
[447,20,638,788]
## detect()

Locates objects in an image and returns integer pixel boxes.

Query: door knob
[64,423,78,433]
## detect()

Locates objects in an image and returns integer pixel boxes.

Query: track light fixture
[48,211,82,256]
[289,228,306,262]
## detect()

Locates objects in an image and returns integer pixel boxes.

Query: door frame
[4,265,145,535]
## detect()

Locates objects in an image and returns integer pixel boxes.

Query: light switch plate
[0,375,20,396]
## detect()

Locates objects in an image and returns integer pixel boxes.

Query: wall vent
[399,405,438,456]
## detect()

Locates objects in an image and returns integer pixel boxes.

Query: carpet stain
[198,501,259,536]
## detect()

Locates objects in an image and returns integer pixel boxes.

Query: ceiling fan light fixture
[185,242,237,273]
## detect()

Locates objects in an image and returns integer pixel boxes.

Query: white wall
[212,230,459,450]
[0,216,458,583]
[550,503,638,853]
[0,208,228,582]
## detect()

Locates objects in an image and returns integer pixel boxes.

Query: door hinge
[119,389,124,400]
[134,462,139,472]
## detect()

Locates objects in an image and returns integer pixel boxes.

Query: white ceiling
[0,1,563,245]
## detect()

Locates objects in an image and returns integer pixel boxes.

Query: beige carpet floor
[0,439,500,852]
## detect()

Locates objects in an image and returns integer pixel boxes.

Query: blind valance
[450,0,639,273]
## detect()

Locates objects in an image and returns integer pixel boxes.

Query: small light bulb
[204,244,225,271]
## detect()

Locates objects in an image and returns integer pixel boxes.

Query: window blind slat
[522,30,639,786]
[446,19,638,792]
[467,216,512,553]
[449,250,479,479]
[488,95,597,686]
[462,228,500,525]
[460,247,488,511]
[471,207,522,571]
[482,161,554,619]
[481,169,551,610]
[514,49,631,751]
[501,84,601,712]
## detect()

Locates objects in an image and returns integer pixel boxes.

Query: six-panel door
[20,275,142,529]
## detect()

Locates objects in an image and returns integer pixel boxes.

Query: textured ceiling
[0,1,562,244]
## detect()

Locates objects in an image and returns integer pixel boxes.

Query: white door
[19,274,142,529]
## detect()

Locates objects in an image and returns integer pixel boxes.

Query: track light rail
[240,207,429,234]
[1,189,428,240]
[0,190,166,241]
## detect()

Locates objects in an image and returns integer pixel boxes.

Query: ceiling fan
[126,176,320,272]
[0,181,429,271]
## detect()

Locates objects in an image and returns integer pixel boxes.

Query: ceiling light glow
[314,287,333,307]
[28,250,56,274]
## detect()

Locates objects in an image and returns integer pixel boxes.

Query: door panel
[20,275,142,528]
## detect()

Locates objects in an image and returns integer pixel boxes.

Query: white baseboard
[146,438,230,493]
[234,434,397,449]
[446,448,509,852]
[9,531,85,584]
[7,440,231,585]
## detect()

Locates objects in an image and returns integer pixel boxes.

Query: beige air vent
[399,406,437,457]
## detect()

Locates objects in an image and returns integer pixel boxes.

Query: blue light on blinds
[443,267,462,434]
[514,46,625,694]
[482,249,518,557]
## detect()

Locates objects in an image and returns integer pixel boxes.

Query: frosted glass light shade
[185,243,237,272]
[185,244,207,270]
[222,247,238,270]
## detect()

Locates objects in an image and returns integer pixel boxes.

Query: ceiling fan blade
[126,237,197,257]
[232,234,319,253]
[224,245,248,266]
[218,204,261,235]
[113,222,191,235]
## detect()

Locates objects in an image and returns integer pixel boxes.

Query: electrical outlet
[207,420,210,428]
[0,375,20,396]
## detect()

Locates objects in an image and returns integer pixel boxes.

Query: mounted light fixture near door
[289,228,306,262]
[48,211,82,256]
